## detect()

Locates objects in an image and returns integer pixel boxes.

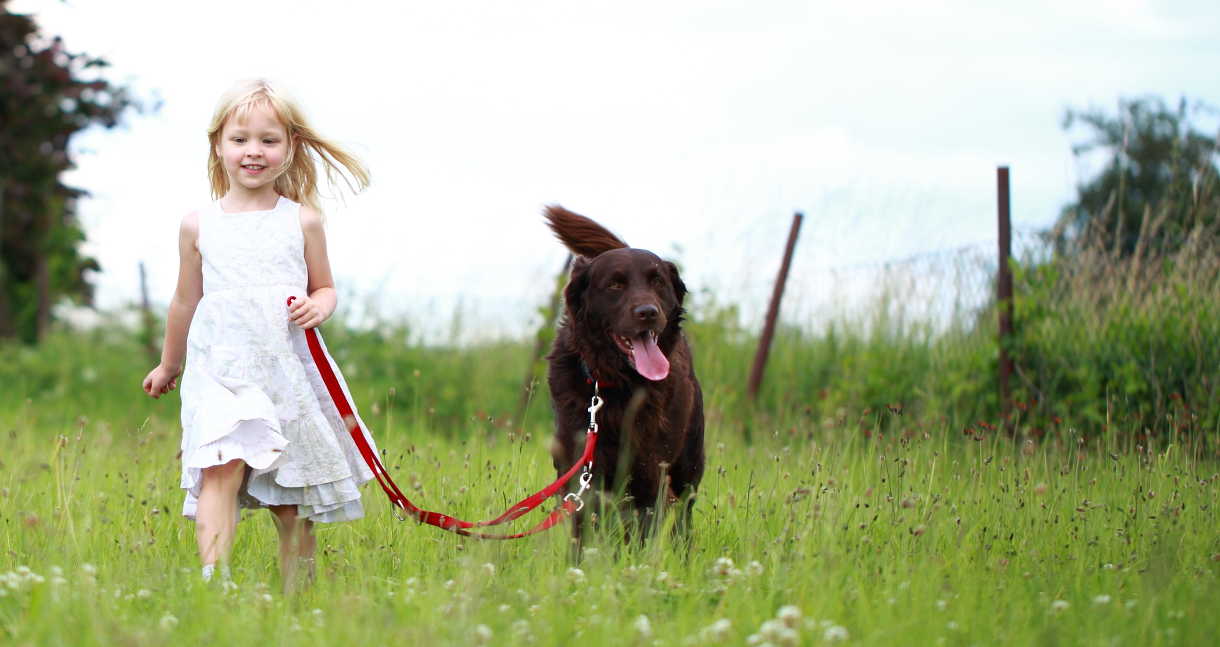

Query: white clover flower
[258,593,273,603]
[752,618,798,647]
[80,563,97,576]
[16,566,31,576]
[159,614,179,630]
[482,563,496,578]
[473,624,493,644]
[947,621,959,631]
[137,588,152,599]
[758,619,784,639]
[1050,600,1070,612]
[567,567,586,584]
[745,561,764,577]
[443,579,456,590]
[777,605,801,628]
[710,556,737,577]
[49,566,63,577]
[528,604,541,616]
[1093,594,1112,605]
[935,599,947,610]
[221,580,238,594]
[1102,563,1116,570]
[582,547,600,558]
[700,618,732,642]
[498,604,511,613]
[655,571,671,585]
[50,576,67,586]
[512,619,531,635]
[634,615,653,639]
[823,624,849,642]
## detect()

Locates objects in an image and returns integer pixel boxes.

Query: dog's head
[547,206,687,382]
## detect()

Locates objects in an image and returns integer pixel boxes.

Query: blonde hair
[207,79,369,213]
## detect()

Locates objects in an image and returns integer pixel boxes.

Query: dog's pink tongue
[631,334,670,381]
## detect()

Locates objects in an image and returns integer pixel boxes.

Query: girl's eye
[263,139,278,144]
[232,137,246,143]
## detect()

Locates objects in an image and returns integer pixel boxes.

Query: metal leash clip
[564,469,594,511]
[587,391,604,434]
[564,388,605,512]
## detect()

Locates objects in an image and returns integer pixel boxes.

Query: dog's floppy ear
[564,256,592,318]
[666,261,687,306]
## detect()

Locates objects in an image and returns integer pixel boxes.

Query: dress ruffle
[179,287,377,523]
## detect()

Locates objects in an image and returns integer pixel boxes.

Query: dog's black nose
[633,304,659,322]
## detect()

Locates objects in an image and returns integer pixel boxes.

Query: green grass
[1,216,1216,644]
[2,396,1218,646]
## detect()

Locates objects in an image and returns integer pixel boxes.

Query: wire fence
[698,225,1050,336]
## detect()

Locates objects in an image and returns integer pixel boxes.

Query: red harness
[289,297,599,539]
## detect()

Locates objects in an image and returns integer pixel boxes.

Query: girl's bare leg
[195,459,247,578]
[270,505,315,593]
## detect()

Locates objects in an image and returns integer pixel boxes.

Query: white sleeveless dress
[178,196,377,522]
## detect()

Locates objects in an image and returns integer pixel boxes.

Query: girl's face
[215,103,289,195]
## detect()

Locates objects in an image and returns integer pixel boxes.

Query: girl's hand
[142,365,179,398]
[288,295,325,329]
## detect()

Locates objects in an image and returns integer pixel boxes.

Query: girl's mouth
[242,164,266,174]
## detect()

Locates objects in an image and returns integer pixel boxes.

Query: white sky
[13,0,1220,340]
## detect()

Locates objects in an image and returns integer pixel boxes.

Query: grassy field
[2,389,1218,646]
[2,219,1216,645]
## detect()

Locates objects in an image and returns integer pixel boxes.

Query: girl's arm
[142,212,204,398]
[288,205,336,330]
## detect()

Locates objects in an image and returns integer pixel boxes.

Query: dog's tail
[544,205,628,258]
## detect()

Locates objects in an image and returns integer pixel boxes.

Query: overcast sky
[13,0,1220,340]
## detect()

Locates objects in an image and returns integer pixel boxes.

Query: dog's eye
[608,280,625,290]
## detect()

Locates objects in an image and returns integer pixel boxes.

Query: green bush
[1004,224,1219,442]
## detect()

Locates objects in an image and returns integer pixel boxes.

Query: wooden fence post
[747,212,803,400]
[996,167,1015,422]
[139,261,159,364]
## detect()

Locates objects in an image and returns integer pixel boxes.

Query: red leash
[288,297,598,539]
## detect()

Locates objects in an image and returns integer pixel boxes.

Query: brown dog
[544,206,705,543]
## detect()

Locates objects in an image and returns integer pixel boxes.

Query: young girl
[142,79,377,590]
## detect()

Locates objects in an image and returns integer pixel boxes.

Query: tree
[0,0,137,342]
[1055,96,1219,257]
